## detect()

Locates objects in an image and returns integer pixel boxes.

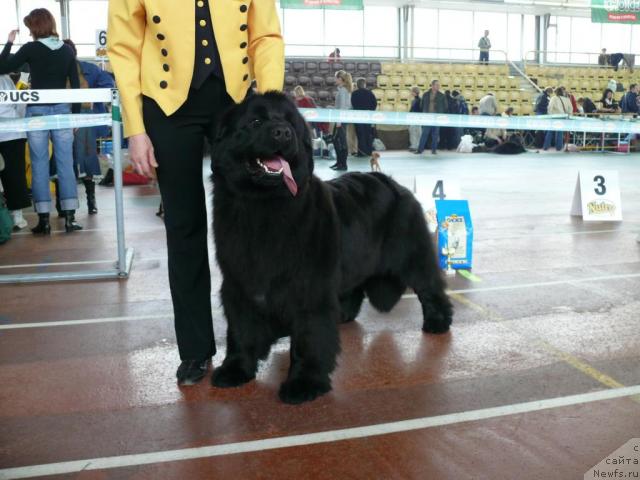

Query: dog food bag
[435,200,474,270]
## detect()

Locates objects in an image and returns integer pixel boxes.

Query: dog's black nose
[271,126,292,142]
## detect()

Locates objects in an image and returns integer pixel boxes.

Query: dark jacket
[535,93,550,115]
[421,90,447,114]
[621,91,639,113]
[351,88,377,111]
[410,96,421,112]
[582,98,597,114]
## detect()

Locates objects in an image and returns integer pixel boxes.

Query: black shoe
[83,178,98,215]
[99,168,114,187]
[330,163,339,170]
[31,213,51,236]
[431,150,437,155]
[336,165,348,171]
[63,210,83,232]
[413,151,423,154]
[177,359,210,386]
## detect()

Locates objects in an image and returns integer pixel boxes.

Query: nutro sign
[591,0,640,23]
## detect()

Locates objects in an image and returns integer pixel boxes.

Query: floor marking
[449,292,640,404]
[12,226,165,236]
[0,314,172,330]
[1,385,639,480]
[0,258,165,270]
[2,271,639,330]
[456,270,482,282]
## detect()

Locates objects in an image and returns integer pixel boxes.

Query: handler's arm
[107,0,146,137]
[248,0,284,93]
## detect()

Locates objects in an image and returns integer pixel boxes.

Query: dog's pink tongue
[263,156,298,196]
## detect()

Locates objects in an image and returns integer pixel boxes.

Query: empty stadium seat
[370,62,382,74]
[377,75,390,88]
[381,63,394,75]
[305,62,318,74]
[390,75,402,88]
[344,61,357,73]
[403,75,415,88]
[285,75,297,87]
[331,62,345,73]
[318,62,331,75]
[292,61,305,73]
[357,62,370,74]
[297,75,311,87]
[366,75,377,87]
[384,89,398,102]
[372,89,384,101]
[398,89,412,103]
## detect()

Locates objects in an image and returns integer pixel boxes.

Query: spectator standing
[415,79,447,155]
[478,30,491,64]
[294,85,328,136]
[543,87,572,151]
[598,48,609,67]
[408,86,422,151]
[0,74,30,230]
[479,92,499,115]
[535,87,553,115]
[0,10,82,235]
[331,70,352,171]
[62,39,115,215]
[620,84,639,114]
[350,78,377,156]
[328,48,340,64]
[600,88,620,112]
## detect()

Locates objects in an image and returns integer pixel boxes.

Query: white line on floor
[1,385,639,480]
[0,314,171,330]
[0,258,165,270]
[1,272,638,330]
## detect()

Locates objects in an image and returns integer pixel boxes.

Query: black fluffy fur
[210,92,453,404]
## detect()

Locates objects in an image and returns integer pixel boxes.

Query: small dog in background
[370,152,382,172]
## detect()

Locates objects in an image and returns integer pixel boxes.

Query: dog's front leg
[212,280,276,388]
[279,302,340,404]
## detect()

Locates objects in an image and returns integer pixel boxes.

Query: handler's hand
[8,30,18,43]
[128,133,158,179]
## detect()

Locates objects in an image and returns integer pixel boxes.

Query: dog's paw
[211,363,255,388]
[278,377,331,405]
[422,305,453,334]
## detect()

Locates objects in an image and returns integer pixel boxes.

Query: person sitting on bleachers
[620,84,639,115]
[577,97,598,116]
[599,88,620,113]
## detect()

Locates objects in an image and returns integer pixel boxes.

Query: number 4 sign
[570,171,623,221]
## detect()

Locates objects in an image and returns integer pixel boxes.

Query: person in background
[620,84,639,115]
[478,30,491,64]
[577,97,597,115]
[415,79,447,155]
[294,85,328,137]
[471,106,479,115]
[598,48,609,67]
[0,9,82,235]
[408,86,422,151]
[543,87,572,151]
[535,87,553,115]
[331,70,352,171]
[350,77,377,157]
[451,90,467,149]
[484,115,506,148]
[62,39,115,215]
[479,92,499,115]
[502,106,514,117]
[0,73,30,230]
[328,48,340,64]
[599,88,620,113]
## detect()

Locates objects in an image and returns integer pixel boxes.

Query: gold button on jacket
[107,0,284,137]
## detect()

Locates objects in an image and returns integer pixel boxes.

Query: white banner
[0,88,113,104]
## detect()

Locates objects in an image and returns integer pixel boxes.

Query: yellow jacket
[107,0,284,137]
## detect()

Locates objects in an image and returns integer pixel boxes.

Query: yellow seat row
[382,62,509,76]
[377,75,519,90]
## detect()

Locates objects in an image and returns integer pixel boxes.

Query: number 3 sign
[570,171,623,221]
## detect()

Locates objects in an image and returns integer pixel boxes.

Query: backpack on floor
[0,194,13,245]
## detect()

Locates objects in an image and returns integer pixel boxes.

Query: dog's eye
[250,119,262,128]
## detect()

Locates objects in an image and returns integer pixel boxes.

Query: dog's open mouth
[252,155,298,196]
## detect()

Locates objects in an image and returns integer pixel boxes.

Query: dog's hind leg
[212,280,278,388]
[279,299,340,404]
[339,288,364,323]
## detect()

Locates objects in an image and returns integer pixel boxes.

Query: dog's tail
[364,275,405,313]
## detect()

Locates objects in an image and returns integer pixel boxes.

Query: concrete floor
[0,150,639,479]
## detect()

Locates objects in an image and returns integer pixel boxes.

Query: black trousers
[333,125,348,168]
[143,75,233,361]
[355,124,373,155]
[0,139,30,211]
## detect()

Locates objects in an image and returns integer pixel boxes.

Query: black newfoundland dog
[211,92,452,404]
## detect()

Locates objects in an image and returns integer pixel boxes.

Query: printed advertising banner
[280,0,363,10]
[591,0,640,23]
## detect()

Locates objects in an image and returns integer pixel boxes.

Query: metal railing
[524,50,638,69]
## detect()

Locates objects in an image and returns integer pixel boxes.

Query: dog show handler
[107,0,284,385]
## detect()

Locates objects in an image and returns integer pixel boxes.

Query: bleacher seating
[525,64,640,105]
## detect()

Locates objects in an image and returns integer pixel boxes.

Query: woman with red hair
[0,8,81,234]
